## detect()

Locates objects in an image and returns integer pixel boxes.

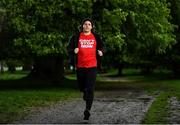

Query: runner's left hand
[98,50,103,56]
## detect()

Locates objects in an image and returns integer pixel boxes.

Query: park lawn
[0,88,80,123]
[0,71,29,80]
[0,69,180,123]
[0,71,81,123]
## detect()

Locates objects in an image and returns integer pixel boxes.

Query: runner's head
[79,18,95,33]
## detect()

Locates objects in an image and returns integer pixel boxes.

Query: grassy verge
[142,92,169,123]
[0,71,81,123]
[0,71,29,80]
[0,89,80,123]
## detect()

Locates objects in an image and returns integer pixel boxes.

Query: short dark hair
[79,18,95,32]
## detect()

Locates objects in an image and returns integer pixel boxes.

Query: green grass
[142,92,169,123]
[0,71,29,80]
[0,69,180,123]
[0,88,80,123]
[143,90,180,124]
[0,71,81,123]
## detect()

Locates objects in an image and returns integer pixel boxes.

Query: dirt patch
[14,90,155,124]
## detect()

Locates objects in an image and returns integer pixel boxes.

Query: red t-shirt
[77,32,97,68]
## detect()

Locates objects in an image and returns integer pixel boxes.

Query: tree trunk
[118,63,123,76]
[8,65,16,73]
[0,61,4,73]
[22,59,33,71]
[28,55,64,82]
[141,67,153,75]
[172,61,180,77]
[23,65,32,71]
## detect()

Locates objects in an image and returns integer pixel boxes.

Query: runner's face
[83,21,92,33]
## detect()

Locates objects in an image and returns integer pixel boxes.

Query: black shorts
[76,67,97,92]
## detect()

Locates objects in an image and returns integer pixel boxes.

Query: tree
[1,0,176,79]
[167,0,180,76]
[92,0,128,75]
[2,0,93,81]
[91,0,175,75]
[0,3,22,72]
[123,0,176,74]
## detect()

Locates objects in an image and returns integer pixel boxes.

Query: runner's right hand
[74,48,79,54]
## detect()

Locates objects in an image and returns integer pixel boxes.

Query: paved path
[14,90,155,124]
[168,97,180,124]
